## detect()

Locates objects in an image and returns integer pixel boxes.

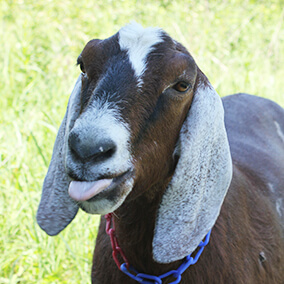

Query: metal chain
[105,213,211,284]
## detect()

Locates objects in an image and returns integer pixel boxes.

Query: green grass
[0,0,283,283]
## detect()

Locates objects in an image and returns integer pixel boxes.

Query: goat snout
[68,130,117,163]
[65,109,132,187]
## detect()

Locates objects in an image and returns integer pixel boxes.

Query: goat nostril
[100,147,115,158]
[92,142,117,162]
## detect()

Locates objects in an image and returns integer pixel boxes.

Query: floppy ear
[36,75,82,236]
[153,77,233,263]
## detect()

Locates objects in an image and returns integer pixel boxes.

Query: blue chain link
[120,230,211,284]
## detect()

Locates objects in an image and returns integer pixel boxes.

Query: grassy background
[1,0,283,283]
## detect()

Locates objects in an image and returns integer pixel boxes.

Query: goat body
[37,23,284,283]
[93,94,284,284]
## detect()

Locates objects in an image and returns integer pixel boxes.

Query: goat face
[65,26,197,214]
[37,23,232,263]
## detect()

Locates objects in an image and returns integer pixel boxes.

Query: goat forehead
[118,23,165,80]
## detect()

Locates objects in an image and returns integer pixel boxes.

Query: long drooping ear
[36,75,82,236]
[153,76,232,263]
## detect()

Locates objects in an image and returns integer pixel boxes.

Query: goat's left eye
[173,81,191,93]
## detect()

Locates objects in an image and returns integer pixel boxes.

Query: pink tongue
[68,179,113,201]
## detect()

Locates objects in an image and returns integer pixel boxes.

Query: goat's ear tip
[36,213,72,236]
[46,231,60,237]
[40,228,61,237]
[152,253,161,264]
[152,253,163,264]
[36,214,58,236]
[152,247,162,263]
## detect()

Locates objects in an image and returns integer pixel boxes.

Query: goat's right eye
[79,62,85,73]
[77,56,86,73]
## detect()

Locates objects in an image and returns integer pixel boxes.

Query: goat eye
[173,81,191,93]
[79,62,85,73]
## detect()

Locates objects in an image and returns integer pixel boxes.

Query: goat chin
[37,22,284,284]
[76,171,135,215]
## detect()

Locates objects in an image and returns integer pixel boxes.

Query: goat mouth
[68,170,132,202]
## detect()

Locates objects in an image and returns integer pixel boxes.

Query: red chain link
[105,213,130,270]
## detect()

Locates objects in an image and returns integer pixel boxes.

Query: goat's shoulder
[222,93,284,159]
[222,93,284,219]
[222,93,284,158]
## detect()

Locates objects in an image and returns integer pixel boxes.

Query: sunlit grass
[1,0,283,283]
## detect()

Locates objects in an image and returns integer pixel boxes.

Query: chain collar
[105,213,211,284]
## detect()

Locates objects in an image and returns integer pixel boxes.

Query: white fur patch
[267,182,275,193]
[118,22,163,85]
[276,198,283,217]
[274,121,284,143]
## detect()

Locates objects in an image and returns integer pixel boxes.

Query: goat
[37,23,284,283]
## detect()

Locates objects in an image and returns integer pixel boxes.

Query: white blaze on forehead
[118,22,164,82]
